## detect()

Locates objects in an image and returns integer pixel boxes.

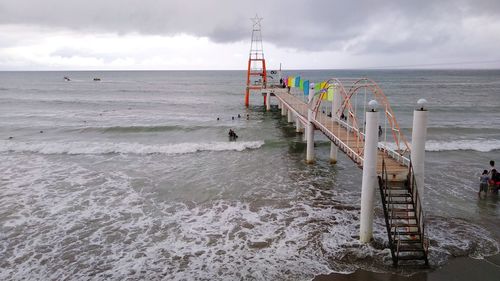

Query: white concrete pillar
[266,92,271,111]
[281,105,287,116]
[411,99,428,201]
[306,83,315,164]
[360,100,379,243]
[330,85,342,164]
[287,109,293,123]
[295,117,303,133]
[278,100,282,109]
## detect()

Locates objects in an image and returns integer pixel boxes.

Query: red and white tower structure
[245,15,267,107]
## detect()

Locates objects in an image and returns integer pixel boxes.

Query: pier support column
[266,92,271,111]
[281,105,287,116]
[306,83,315,164]
[278,100,282,109]
[330,86,342,164]
[296,117,303,133]
[411,99,428,201]
[360,100,379,243]
[287,109,293,123]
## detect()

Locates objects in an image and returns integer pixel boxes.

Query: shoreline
[313,254,500,281]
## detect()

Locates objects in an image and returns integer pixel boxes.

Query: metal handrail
[378,143,411,166]
[407,161,428,260]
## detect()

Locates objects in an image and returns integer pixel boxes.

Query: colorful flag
[327,86,334,101]
[303,80,310,95]
[288,76,293,87]
[314,83,321,93]
[295,76,301,87]
[299,79,304,90]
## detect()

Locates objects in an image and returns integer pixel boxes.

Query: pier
[244,16,429,267]
[259,81,429,267]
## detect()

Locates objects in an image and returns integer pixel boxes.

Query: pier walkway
[271,87,408,180]
[259,79,429,267]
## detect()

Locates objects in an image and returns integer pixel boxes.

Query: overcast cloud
[0,0,499,69]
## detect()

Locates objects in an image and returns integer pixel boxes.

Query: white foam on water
[0,140,265,155]
[383,139,500,153]
[0,154,498,280]
[425,139,500,152]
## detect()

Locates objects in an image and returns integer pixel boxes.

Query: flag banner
[295,76,301,87]
[288,76,293,87]
[299,79,304,90]
[327,86,334,101]
[303,80,310,95]
[314,83,321,92]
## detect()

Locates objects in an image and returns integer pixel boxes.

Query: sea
[0,70,499,280]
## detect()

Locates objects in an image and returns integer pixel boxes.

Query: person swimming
[228,129,238,141]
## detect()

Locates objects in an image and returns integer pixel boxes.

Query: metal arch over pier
[268,79,409,179]
[261,79,430,267]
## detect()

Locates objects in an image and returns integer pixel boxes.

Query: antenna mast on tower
[245,15,267,107]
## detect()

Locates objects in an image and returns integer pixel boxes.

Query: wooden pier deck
[270,88,409,181]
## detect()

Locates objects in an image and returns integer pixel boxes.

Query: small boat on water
[63,76,71,81]
[93,78,101,81]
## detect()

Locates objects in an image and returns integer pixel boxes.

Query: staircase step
[387,201,413,205]
[389,215,417,220]
[391,231,421,236]
[385,186,408,190]
[390,208,415,213]
[392,223,419,228]
[386,193,412,198]
[396,239,422,244]
[398,246,426,252]
[397,254,426,260]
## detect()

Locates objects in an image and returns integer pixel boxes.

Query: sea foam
[425,139,500,152]
[0,140,265,155]
[382,139,500,153]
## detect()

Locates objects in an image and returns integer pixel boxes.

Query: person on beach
[489,169,500,193]
[479,170,489,197]
[378,125,383,138]
[488,160,495,175]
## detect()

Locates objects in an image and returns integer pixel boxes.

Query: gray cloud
[0,0,499,62]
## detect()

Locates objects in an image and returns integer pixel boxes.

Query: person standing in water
[479,170,489,197]
[488,160,495,175]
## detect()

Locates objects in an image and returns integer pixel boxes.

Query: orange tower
[245,15,267,107]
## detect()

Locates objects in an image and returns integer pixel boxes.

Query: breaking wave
[425,139,500,152]
[0,140,265,155]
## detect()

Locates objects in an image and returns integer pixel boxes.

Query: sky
[0,0,499,70]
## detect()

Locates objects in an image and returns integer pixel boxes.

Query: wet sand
[313,254,500,281]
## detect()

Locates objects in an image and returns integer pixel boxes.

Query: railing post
[330,85,342,164]
[360,100,379,243]
[411,99,428,201]
[306,83,315,164]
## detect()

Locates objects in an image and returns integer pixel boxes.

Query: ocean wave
[425,139,500,152]
[0,140,265,155]
[80,125,213,133]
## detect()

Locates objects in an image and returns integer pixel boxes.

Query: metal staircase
[378,159,429,267]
